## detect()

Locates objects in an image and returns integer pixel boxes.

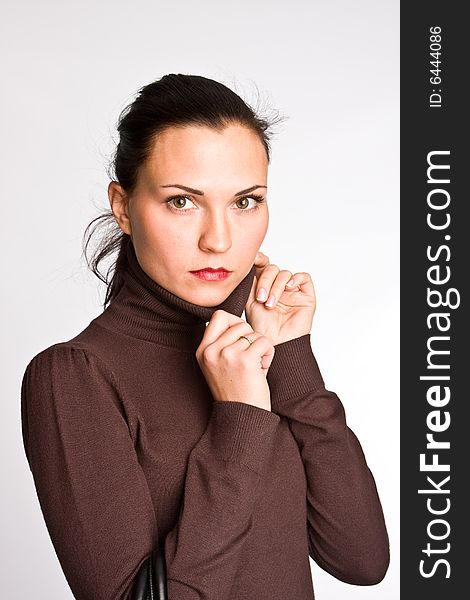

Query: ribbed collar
[94,239,256,352]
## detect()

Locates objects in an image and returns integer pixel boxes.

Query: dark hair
[82,73,286,308]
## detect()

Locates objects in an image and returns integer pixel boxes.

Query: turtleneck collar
[94,239,257,352]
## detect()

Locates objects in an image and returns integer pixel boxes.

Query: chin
[186,282,234,307]
[196,291,229,307]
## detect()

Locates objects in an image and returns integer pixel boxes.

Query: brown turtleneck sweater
[20,240,389,600]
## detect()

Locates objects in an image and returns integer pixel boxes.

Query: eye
[235,194,266,211]
[166,195,197,211]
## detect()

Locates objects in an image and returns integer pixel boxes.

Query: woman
[21,73,390,599]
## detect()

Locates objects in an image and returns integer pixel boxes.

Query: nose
[198,210,232,254]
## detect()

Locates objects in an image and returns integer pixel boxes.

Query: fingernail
[266,294,275,307]
[286,279,294,287]
[257,287,267,301]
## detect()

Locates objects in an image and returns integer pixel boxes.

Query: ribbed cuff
[196,400,280,475]
[267,334,325,407]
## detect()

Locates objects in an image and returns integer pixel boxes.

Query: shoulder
[21,342,129,435]
[25,339,112,372]
[21,341,120,399]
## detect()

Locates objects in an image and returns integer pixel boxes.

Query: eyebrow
[159,184,267,196]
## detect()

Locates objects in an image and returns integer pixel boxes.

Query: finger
[286,272,316,299]
[255,263,280,303]
[262,269,293,309]
[208,321,257,355]
[253,251,270,282]
[203,329,264,366]
[201,310,245,350]
[245,335,275,370]
[254,251,270,268]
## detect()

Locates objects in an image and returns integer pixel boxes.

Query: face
[108,123,269,306]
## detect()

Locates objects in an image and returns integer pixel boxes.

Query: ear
[108,181,132,236]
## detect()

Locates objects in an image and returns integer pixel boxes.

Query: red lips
[190,268,232,281]
[191,267,230,273]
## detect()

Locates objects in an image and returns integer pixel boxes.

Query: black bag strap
[152,546,168,600]
[132,546,168,600]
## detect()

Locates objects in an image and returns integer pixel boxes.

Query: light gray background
[2,0,399,598]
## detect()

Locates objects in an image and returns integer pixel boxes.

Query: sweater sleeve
[266,334,390,586]
[20,344,280,600]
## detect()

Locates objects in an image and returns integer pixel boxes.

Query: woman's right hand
[195,310,275,412]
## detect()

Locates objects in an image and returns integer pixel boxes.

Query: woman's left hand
[245,251,316,346]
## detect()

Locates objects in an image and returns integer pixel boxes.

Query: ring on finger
[239,335,254,346]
